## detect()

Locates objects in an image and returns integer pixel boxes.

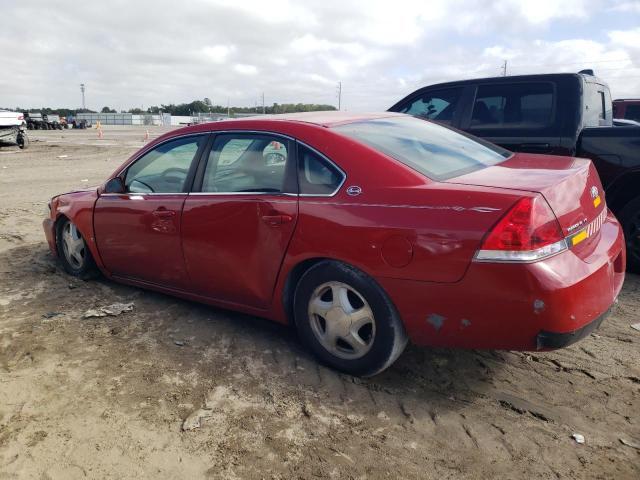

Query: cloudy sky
[1,0,639,111]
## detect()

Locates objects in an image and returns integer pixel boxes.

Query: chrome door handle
[261,214,293,226]
[152,209,175,218]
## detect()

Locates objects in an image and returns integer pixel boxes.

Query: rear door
[181,132,298,309]
[462,81,562,154]
[94,134,208,289]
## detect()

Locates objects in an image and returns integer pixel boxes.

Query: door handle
[261,214,293,226]
[152,208,176,218]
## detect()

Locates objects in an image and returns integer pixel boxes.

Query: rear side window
[398,87,463,125]
[201,134,290,193]
[334,116,511,181]
[297,145,343,195]
[471,83,554,129]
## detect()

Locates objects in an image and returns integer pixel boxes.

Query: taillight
[475,195,567,262]
[18,115,24,120]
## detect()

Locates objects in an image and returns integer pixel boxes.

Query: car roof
[168,111,403,138]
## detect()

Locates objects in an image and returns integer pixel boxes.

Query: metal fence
[76,112,263,126]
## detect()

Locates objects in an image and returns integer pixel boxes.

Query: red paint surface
[43,112,626,350]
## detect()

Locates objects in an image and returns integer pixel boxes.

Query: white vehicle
[0,110,28,149]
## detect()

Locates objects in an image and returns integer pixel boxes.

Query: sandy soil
[0,127,638,479]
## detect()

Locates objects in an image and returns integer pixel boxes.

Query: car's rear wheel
[294,261,408,377]
[56,218,97,278]
[620,197,640,273]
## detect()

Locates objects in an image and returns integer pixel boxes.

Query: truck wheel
[619,197,640,272]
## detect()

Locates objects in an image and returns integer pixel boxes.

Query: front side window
[399,88,463,125]
[334,116,511,181]
[202,134,289,193]
[298,145,343,195]
[125,135,205,193]
[471,83,554,129]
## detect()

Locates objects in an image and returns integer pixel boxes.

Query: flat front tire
[294,261,408,377]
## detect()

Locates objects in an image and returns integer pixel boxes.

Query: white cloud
[0,0,638,111]
[234,63,258,75]
[202,45,234,63]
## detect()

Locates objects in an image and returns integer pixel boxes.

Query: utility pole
[80,84,86,110]
[501,60,508,77]
[337,81,342,110]
[262,92,265,114]
[227,98,230,117]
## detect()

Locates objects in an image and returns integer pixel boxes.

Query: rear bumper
[377,210,625,350]
[536,306,611,349]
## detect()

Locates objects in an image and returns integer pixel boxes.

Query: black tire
[17,133,28,149]
[293,260,408,377]
[55,218,98,279]
[619,197,640,273]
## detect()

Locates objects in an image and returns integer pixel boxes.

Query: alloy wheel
[307,281,376,360]
[61,222,86,269]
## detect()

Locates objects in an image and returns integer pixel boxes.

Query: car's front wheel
[56,218,97,278]
[294,261,408,377]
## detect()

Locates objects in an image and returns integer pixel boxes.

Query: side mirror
[104,177,125,194]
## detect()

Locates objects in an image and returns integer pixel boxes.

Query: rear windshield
[333,116,511,181]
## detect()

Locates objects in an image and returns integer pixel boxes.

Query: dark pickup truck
[389,71,640,271]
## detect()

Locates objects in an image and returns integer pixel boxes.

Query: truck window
[470,83,554,129]
[625,105,640,122]
[583,82,613,127]
[398,88,463,125]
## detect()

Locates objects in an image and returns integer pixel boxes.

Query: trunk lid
[445,153,605,238]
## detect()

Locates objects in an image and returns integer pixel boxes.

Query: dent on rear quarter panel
[286,184,522,284]
[54,190,105,270]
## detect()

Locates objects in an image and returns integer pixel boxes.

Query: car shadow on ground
[2,243,508,421]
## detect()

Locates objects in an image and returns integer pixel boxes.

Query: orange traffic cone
[144,129,149,141]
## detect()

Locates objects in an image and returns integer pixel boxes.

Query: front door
[94,134,207,289]
[181,133,298,309]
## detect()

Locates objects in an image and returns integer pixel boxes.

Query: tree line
[5,99,337,117]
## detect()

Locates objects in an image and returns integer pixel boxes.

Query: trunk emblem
[346,186,362,196]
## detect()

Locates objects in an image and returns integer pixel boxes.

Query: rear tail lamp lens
[475,196,566,262]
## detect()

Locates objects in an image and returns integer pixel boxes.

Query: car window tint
[218,139,253,166]
[471,83,554,129]
[625,105,640,121]
[334,116,511,181]
[399,88,463,125]
[298,145,343,195]
[202,135,289,193]
[125,135,204,193]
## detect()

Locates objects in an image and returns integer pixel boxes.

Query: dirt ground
[0,127,638,479]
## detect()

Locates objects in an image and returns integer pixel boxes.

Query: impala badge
[346,185,362,196]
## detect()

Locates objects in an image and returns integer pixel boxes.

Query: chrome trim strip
[100,192,188,197]
[187,192,298,197]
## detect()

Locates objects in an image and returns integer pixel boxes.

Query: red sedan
[43,112,625,376]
